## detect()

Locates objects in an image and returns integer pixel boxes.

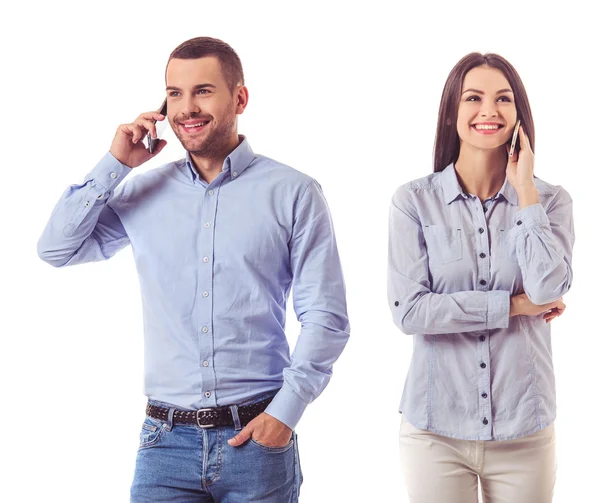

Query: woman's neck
[453,143,508,201]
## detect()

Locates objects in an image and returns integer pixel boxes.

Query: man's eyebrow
[461,88,514,95]
[166,83,217,91]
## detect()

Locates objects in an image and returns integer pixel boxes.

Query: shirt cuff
[486,290,510,329]
[86,151,132,197]
[514,203,549,233]
[264,383,309,430]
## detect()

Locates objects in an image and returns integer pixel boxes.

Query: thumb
[228,424,253,447]
[151,139,167,156]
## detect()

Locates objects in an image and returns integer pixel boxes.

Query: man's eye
[197,89,210,95]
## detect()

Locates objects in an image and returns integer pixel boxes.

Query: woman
[388,53,574,503]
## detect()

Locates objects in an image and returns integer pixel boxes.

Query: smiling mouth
[471,124,504,134]
[180,121,210,134]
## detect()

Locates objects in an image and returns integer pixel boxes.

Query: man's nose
[180,95,202,116]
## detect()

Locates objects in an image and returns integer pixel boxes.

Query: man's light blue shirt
[388,164,574,440]
[38,136,350,429]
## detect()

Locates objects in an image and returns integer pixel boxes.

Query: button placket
[197,183,220,408]
[474,200,491,294]
[476,320,492,429]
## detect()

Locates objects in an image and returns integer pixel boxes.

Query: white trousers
[398,416,556,503]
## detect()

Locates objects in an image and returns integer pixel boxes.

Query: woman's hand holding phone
[505,124,535,192]
[109,111,168,168]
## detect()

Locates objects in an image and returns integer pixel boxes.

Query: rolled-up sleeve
[514,187,574,305]
[388,187,510,335]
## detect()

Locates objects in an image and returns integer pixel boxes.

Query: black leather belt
[146,397,273,428]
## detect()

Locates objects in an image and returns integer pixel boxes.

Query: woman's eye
[466,95,480,101]
[168,92,179,97]
[497,96,512,103]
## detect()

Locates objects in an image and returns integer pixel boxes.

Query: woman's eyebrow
[462,88,514,95]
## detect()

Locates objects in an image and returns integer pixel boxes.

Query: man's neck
[190,135,242,184]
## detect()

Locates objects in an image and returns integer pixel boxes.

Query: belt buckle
[196,408,215,429]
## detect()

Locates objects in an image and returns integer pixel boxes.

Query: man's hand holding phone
[109,111,168,168]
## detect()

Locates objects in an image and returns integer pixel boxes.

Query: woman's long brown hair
[433,53,535,173]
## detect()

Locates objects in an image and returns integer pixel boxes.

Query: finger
[150,139,168,155]
[135,118,158,139]
[138,111,166,122]
[130,124,145,144]
[228,425,253,447]
[518,125,532,152]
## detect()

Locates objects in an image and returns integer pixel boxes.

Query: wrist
[509,295,521,317]
[516,183,540,209]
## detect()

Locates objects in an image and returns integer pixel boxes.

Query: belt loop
[230,405,242,431]
[166,407,175,431]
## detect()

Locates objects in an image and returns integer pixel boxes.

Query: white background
[2,1,598,501]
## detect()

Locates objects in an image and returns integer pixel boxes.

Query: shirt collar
[496,176,519,205]
[440,162,519,206]
[440,163,468,204]
[184,135,255,183]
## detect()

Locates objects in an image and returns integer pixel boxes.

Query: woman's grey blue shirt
[387,163,574,440]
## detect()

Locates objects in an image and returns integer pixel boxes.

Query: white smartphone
[147,98,168,154]
[508,119,521,158]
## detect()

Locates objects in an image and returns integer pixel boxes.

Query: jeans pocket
[138,416,166,450]
[423,225,463,264]
[249,436,294,453]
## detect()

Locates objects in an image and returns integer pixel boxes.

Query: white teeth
[474,124,500,130]
[184,121,208,128]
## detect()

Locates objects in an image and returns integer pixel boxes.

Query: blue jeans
[130,392,303,502]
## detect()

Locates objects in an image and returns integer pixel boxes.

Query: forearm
[390,286,510,335]
[37,152,131,267]
[513,185,574,304]
[265,315,350,429]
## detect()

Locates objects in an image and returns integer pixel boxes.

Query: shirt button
[203,257,209,263]
[202,291,209,298]
[394,301,399,307]
[232,171,238,178]
[479,253,486,259]
[483,418,489,425]
[208,190,214,196]
[480,362,486,369]
[202,361,209,367]
[110,172,117,179]
[84,201,90,207]
[204,222,211,228]
[517,220,522,226]
[202,326,208,333]
[479,335,486,342]
[204,391,211,398]
[479,279,487,286]
[478,228,485,234]
[482,392,488,399]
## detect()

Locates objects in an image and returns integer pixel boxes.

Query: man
[37,36,349,502]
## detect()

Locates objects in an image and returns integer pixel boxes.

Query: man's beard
[173,108,236,160]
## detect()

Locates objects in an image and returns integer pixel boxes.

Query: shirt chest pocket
[422,225,463,265]
[497,229,519,263]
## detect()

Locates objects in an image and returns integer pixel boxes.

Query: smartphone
[147,98,168,154]
[508,119,521,158]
